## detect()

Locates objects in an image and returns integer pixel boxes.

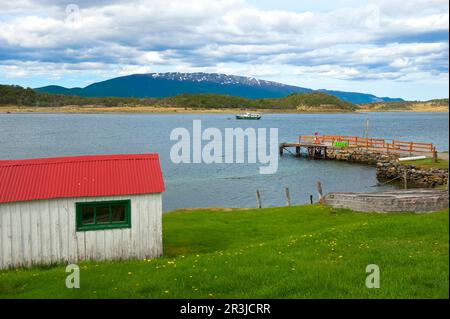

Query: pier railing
[299,135,436,155]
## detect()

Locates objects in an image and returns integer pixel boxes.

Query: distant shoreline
[355,108,449,113]
[0,105,448,114]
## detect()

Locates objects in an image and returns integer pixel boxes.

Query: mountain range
[35,72,403,104]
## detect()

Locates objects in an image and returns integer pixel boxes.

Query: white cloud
[0,0,447,94]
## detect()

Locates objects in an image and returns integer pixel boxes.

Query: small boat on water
[235,112,261,120]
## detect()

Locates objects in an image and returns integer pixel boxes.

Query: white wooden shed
[0,153,165,269]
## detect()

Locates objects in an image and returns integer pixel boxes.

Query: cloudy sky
[0,0,448,100]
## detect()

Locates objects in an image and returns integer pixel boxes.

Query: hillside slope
[359,99,449,112]
[0,85,356,112]
[36,73,311,99]
[34,72,402,104]
[319,89,403,104]
[162,92,356,111]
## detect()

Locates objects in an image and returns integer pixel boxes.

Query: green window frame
[76,199,131,232]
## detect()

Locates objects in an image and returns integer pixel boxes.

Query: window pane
[82,207,95,225]
[111,204,126,222]
[96,206,110,224]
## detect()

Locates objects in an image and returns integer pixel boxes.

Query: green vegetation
[278,92,356,111]
[361,99,449,111]
[427,98,450,105]
[402,158,449,170]
[0,85,157,108]
[333,141,348,148]
[163,92,355,111]
[0,205,448,298]
[0,85,355,111]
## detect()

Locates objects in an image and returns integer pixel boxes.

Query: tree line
[0,84,356,111]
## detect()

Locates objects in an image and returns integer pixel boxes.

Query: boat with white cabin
[235,112,261,120]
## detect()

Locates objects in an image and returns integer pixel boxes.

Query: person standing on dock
[314,132,320,145]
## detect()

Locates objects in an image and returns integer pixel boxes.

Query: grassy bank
[0,205,448,298]
[401,158,449,170]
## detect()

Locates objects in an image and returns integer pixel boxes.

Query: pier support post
[295,146,300,157]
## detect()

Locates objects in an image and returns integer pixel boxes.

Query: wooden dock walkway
[280,135,437,159]
[279,142,328,159]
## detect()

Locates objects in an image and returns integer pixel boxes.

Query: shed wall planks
[0,193,162,269]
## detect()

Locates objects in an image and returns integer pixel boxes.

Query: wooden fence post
[403,171,408,189]
[256,190,262,209]
[285,187,291,206]
[365,119,369,138]
[317,181,324,203]
[433,147,438,163]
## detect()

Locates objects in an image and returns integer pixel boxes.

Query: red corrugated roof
[0,154,165,204]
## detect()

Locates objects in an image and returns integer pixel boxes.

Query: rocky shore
[326,147,399,165]
[376,161,448,188]
[326,147,448,188]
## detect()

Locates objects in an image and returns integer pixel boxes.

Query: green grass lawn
[401,157,449,170]
[0,205,448,299]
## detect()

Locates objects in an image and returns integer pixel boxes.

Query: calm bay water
[0,112,448,211]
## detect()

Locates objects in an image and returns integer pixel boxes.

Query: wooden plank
[130,197,138,259]
[1,206,12,269]
[155,195,163,257]
[56,199,67,263]
[20,203,32,267]
[65,198,78,263]
[29,201,41,266]
[10,203,22,267]
[137,196,143,259]
[39,201,52,264]
[142,194,151,259]
[49,200,60,263]
[84,231,96,261]
[95,230,106,261]
[104,230,113,261]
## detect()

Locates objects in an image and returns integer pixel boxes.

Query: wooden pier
[297,135,437,156]
[279,142,327,159]
[280,135,437,159]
